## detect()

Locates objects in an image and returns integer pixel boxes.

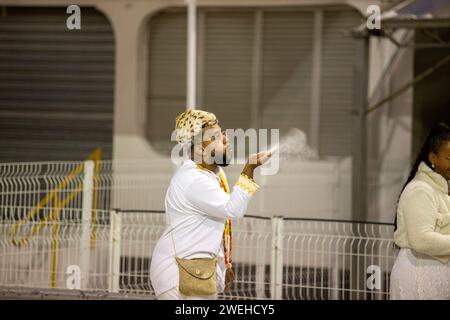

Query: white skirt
[390,248,450,300]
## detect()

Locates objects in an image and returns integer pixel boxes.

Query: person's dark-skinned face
[193,123,232,166]
[429,140,450,182]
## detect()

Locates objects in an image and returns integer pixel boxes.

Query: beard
[213,148,232,167]
[218,153,232,167]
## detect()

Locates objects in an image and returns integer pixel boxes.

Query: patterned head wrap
[175,109,218,145]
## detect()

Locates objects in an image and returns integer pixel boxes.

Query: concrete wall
[364,9,414,223]
[366,31,414,223]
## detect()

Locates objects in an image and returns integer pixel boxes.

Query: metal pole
[251,10,263,129]
[108,209,121,293]
[351,36,369,221]
[80,160,94,290]
[270,216,283,299]
[310,9,323,152]
[186,0,197,109]
[351,35,369,299]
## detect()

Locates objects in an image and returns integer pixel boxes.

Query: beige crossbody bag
[167,213,219,296]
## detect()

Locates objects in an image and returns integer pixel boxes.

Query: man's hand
[242,150,273,180]
[248,150,273,167]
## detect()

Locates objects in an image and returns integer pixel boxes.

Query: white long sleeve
[401,186,450,256]
[185,173,259,220]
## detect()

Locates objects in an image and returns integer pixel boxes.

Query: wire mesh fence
[281,219,394,300]
[0,160,396,299]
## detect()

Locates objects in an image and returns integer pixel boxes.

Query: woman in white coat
[390,122,450,299]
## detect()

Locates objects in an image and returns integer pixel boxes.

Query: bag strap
[165,207,179,258]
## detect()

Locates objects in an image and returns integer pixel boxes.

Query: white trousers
[156,286,218,300]
[390,248,450,300]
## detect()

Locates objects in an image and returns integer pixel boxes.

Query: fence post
[330,254,340,300]
[80,160,94,290]
[270,216,283,300]
[108,209,121,293]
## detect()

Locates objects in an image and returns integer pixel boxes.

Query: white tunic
[150,159,259,297]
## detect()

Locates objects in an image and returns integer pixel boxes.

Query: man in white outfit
[150,109,271,300]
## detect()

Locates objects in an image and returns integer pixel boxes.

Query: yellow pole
[90,148,102,249]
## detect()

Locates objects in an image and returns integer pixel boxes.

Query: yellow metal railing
[8,148,103,288]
